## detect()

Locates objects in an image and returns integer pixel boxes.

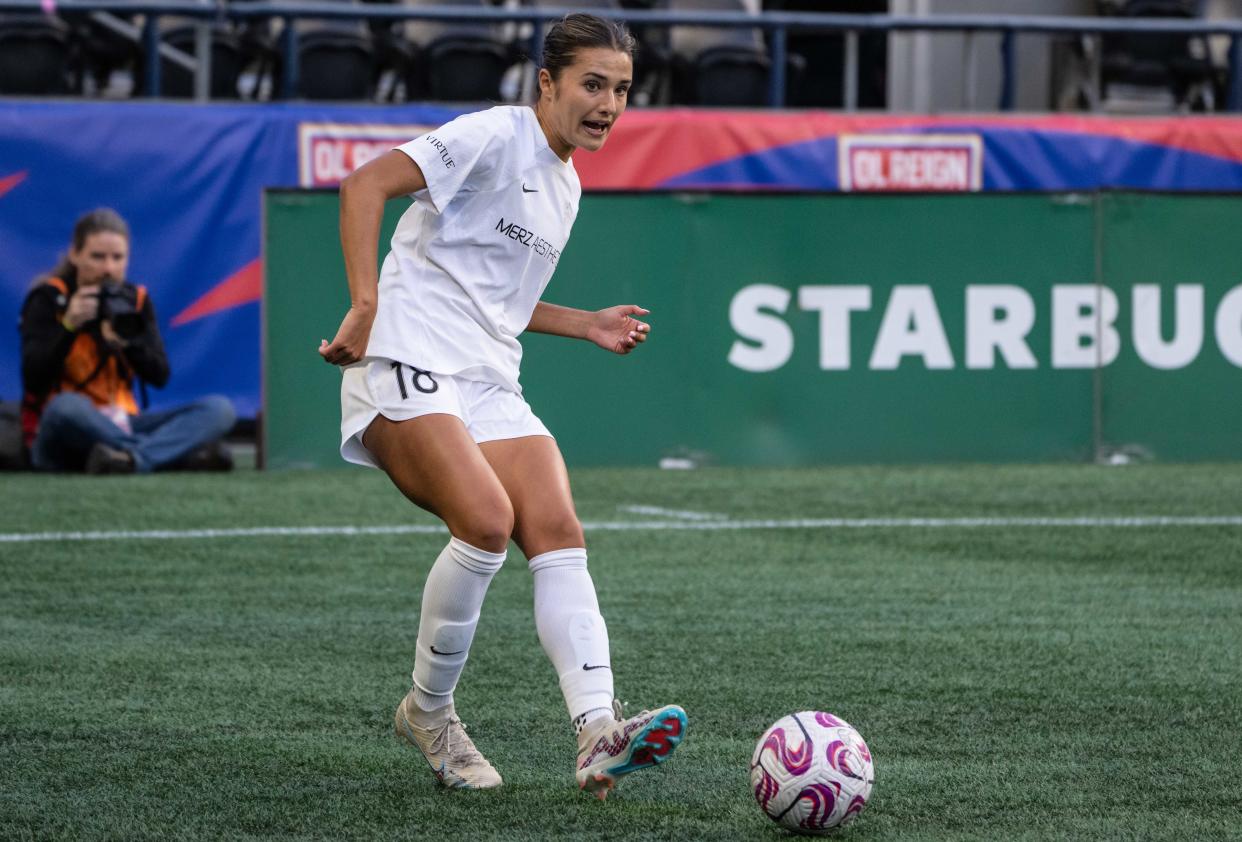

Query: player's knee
[553,514,586,549]
[524,511,584,553]
[454,498,514,554]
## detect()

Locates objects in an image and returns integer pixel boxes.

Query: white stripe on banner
[2,516,1242,544]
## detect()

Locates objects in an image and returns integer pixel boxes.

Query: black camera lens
[98,284,145,340]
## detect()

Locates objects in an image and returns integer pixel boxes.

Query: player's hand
[63,287,99,331]
[586,305,650,355]
[319,305,375,366]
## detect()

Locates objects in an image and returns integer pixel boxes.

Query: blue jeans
[31,392,236,473]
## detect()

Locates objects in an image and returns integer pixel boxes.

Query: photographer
[19,208,235,474]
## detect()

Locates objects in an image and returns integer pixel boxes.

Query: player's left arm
[527,301,650,355]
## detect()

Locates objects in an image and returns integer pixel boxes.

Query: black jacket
[20,275,170,452]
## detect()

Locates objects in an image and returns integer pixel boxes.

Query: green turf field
[3,464,1241,841]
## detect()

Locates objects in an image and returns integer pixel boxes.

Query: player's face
[70,231,129,287]
[539,47,633,159]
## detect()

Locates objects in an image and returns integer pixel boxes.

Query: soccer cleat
[575,700,687,800]
[394,692,503,789]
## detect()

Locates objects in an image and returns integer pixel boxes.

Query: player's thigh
[363,413,513,552]
[478,435,583,558]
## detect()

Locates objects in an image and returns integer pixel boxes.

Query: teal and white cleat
[575,701,687,800]
[394,692,503,789]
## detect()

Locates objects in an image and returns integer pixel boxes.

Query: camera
[97,282,145,340]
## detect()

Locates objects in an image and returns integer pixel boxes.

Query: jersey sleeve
[397,109,512,214]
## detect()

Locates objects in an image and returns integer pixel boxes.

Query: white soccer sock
[411,537,506,712]
[528,547,614,728]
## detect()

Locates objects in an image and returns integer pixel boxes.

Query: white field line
[618,505,727,521]
[3,516,1242,544]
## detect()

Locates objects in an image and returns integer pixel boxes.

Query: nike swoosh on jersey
[522,184,538,193]
[582,663,611,671]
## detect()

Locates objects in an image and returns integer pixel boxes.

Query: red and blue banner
[4,101,1242,417]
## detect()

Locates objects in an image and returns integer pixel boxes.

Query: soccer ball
[750,711,875,834]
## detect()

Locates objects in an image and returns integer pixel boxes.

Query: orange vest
[44,276,147,415]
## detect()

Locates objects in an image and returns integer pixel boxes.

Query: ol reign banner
[5,102,1242,419]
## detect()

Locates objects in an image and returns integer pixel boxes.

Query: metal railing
[3,1,1242,110]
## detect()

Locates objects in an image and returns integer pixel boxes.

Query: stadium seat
[691,43,770,105]
[357,0,412,101]
[298,29,376,99]
[1098,0,1219,111]
[402,0,517,102]
[0,15,74,95]
[263,0,377,100]
[665,0,771,106]
[157,25,247,98]
[765,0,887,109]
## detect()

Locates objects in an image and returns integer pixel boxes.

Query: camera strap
[68,331,146,409]
[68,331,113,391]
[52,278,151,409]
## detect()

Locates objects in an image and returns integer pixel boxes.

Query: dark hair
[46,208,130,283]
[71,207,129,251]
[541,12,636,81]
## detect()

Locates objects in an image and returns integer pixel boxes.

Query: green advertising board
[263,191,1241,468]
[1097,192,1242,461]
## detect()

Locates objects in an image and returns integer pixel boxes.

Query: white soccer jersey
[364,106,582,394]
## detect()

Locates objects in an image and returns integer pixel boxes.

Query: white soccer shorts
[340,357,552,469]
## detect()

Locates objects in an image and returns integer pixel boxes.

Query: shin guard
[411,537,506,710]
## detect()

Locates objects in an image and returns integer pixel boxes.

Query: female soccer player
[318,14,686,798]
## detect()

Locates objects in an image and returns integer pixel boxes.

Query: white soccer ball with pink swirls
[750,711,875,834]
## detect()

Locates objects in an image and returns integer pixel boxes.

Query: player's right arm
[319,150,428,367]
